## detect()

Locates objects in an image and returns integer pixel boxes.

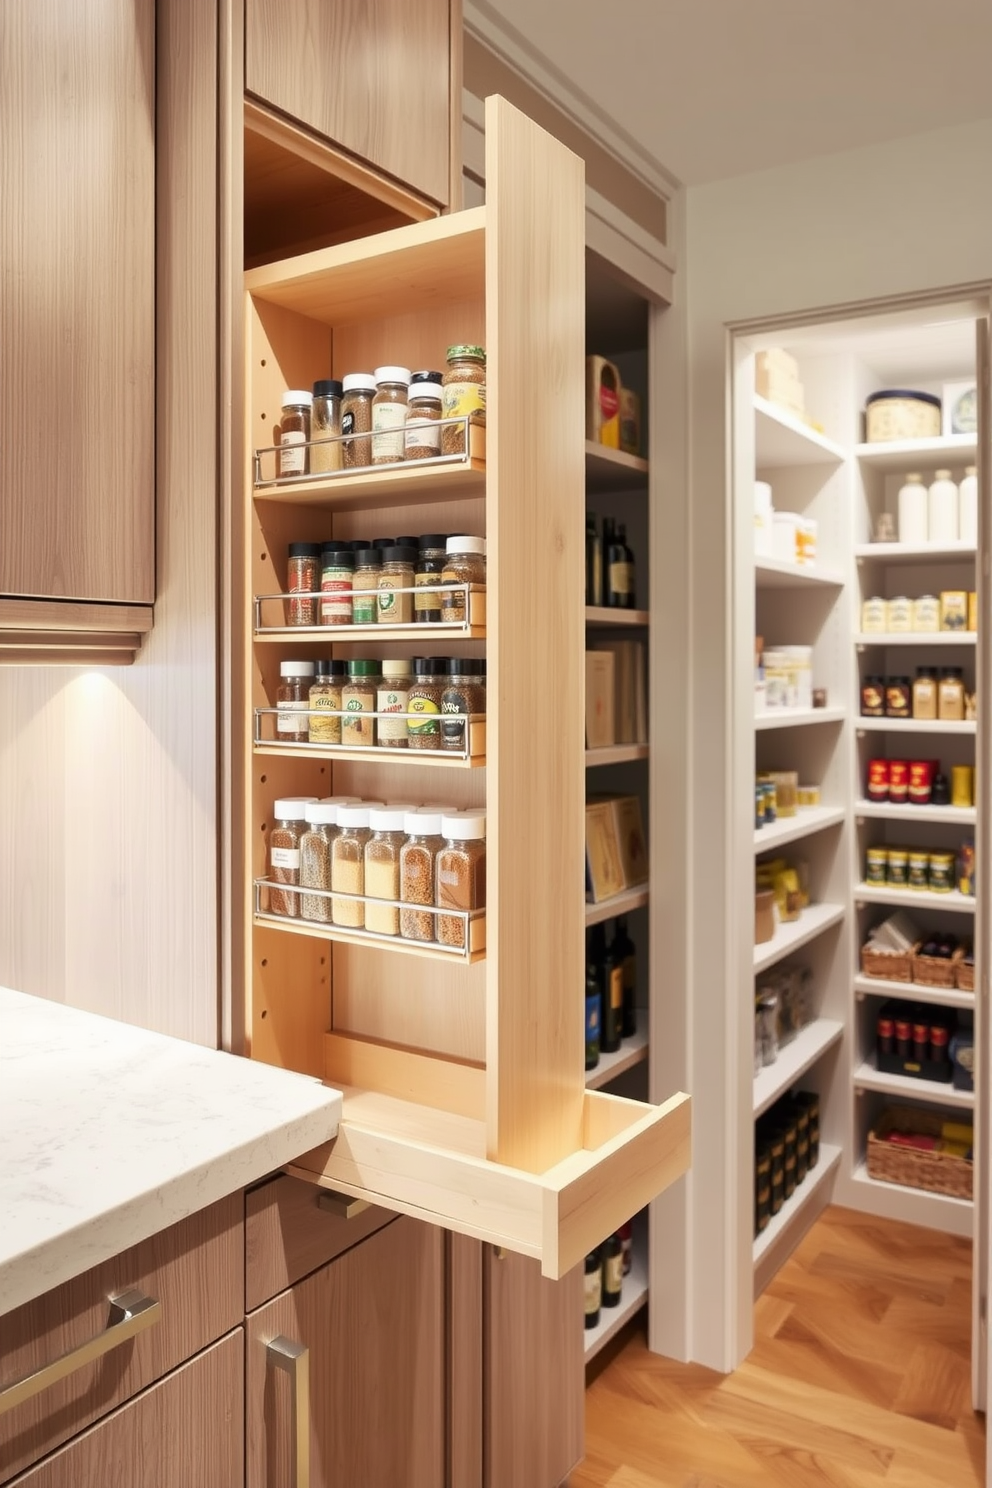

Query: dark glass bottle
[598,923,622,1054]
[610,916,638,1038]
[605,518,634,609]
[584,1249,602,1329]
[601,1233,624,1307]
[585,930,601,1071]
[618,523,636,608]
[585,513,602,607]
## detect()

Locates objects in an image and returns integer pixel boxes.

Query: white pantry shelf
[754,804,846,853]
[584,1217,649,1363]
[754,396,846,468]
[853,975,974,1012]
[855,632,976,647]
[854,800,976,827]
[850,1162,972,1237]
[586,1017,650,1092]
[854,1057,974,1110]
[755,706,846,732]
[856,717,976,736]
[753,1145,843,1294]
[754,903,846,976]
[854,434,977,472]
[753,1020,844,1119]
[755,556,846,590]
[855,884,976,916]
[854,540,976,565]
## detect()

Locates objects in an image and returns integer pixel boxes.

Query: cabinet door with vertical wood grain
[245,0,452,206]
[246,1216,445,1488]
[0,0,155,604]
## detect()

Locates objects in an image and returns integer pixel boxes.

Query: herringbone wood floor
[570,1205,985,1488]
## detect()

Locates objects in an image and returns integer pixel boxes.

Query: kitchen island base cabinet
[10,1333,244,1488]
[246,1216,445,1488]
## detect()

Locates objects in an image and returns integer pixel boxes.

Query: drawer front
[0,1194,243,1485]
[245,1174,393,1311]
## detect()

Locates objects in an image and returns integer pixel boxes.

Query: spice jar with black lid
[371,366,411,465]
[319,546,354,626]
[269,797,317,916]
[341,373,376,468]
[308,658,347,745]
[441,537,486,625]
[276,660,316,742]
[436,811,486,949]
[287,542,320,627]
[441,345,486,454]
[885,676,912,719]
[400,808,444,942]
[861,675,885,718]
[440,658,486,755]
[311,379,343,473]
[351,548,381,626]
[377,545,417,624]
[407,656,446,750]
[414,535,448,624]
[277,391,312,478]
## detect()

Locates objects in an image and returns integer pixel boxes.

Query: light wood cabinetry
[245,0,454,207]
[246,1215,445,1488]
[11,1333,244,1488]
[0,0,154,643]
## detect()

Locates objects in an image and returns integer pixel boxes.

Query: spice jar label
[442,382,486,420]
[405,418,441,454]
[371,404,407,462]
[277,701,308,734]
[279,432,306,475]
[271,846,301,870]
[408,697,440,737]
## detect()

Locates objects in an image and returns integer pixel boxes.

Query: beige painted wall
[684,117,992,1370]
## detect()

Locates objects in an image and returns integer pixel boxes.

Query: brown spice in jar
[299,812,335,922]
[268,798,315,918]
[400,811,443,941]
[341,375,375,469]
[441,346,486,455]
[436,815,486,949]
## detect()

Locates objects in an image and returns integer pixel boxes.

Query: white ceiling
[467,0,992,186]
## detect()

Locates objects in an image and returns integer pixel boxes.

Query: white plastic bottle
[897,472,928,545]
[928,468,959,545]
[959,464,978,546]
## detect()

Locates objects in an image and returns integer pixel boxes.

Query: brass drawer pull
[267,1336,310,1488]
[0,1288,161,1417]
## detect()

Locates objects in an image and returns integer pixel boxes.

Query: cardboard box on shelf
[585,651,616,749]
[586,355,622,447]
[585,799,627,902]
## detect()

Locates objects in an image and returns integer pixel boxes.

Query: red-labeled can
[930,1025,950,1063]
[876,1015,894,1055]
[889,760,910,804]
[909,759,934,805]
[912,1022,929,1062]
[895,1019,912,1057]
[867,759,890,802]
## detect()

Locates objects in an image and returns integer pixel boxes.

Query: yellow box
[586,356,621,448]
[969,591,978,632]
[940,590,969,632]
[619,388,641,456]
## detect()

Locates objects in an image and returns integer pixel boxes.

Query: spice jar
[269,798,317,917]
[436,811,486,949]
[300,800,341,921]
[415,534,448,624]
[364,806,409,936]
[331,804,376,927]
[913,666,937,720]
[377,659,413,748]
[371,366,410,465]
[276,660,316,742]
[308,658,347,745]
[885,676,911,718]
[351,548,381,626]
[311,379,343,473]
[277,391,312,479]
[440,657,486,755]
[320,546,354,626]
[441,345,486,455]
[440,537,486,625]
[407,655,446,750]
[938,667,965,721]
[377,544,417,624]
[861,676,885,717]
[287,542,320,627]
[405,379,443,460]
[341,660,381,748]
[341,373,376,468]
[400,808,444,941]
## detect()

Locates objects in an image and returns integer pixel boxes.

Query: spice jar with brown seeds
[277,391,312,478]
[440,658,486,754]
[371,366,411,465]
[405,379,443,460]
[341,373,376,468]
[299,800,340,922]
[276,660,316,742]
[436,811,486,949]
[440,537,486,625]
[441,345,486,455]
[400,808,445,941]
[407,656,446,750]
[269,797,317,917]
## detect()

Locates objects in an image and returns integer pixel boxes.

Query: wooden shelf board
[850,1162,972,1236]
[855,717,976,736]
[753,1144,843,1274]
[853,1057,974,1110]
[585,607,650,627]
[854,541,977,565]
[855,884,976,916]
[252,456,485,511]
[753,1020,845,1119]
[853,974,974,1012]
[854,800,976,827]
[755,556,845,589]
[585,442,649,493]
[254,624,487,644]
[584,1218,649,1363]
[754,396,846,468]
[754,805,846,853]
[755,707,846,731]
[855,632,976,647]
[585,885,650,927]
[854,434,978,472]
[254,912,486,964]
[586,1017,650,1092]
[753,903,846,976]
[253,744,484,769]
[586,744,649,767]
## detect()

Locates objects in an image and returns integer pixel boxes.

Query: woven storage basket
[956,957,975,993]
[860,942,914,983]
[866,1106,973,1200]
[912,948,961,990]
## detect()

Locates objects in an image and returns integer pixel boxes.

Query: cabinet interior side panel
[485,97,587,1170]
[330,945,486,1063]
[331,298,485,381]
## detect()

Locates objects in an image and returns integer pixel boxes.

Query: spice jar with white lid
[441,345,486,455]
[276,660,316,742]
[300,800,346,922]
[331,803,379,926]
[364,805,411,935]
[400,808,445,941]
[278,391,312,478]
[377,545,417,624]
[341,374,376,468]
[436,811,486,949]
[441,537,486,624]
[311,379,343,473]
[269,797,317,917]
[377,659,413,748]
[371,366,411,465]
[405,379,443,460]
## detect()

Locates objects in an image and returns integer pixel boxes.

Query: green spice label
[408,696,440,736]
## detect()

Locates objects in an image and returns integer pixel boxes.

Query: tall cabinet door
[976,312,992,1426]
[0,0,154,604]
[246,1217,445,1488]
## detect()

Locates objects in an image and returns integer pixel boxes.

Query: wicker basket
[956,958,975,993]
[912,948,961,990]
[866,1106,973,1200]
[860,942,914,983]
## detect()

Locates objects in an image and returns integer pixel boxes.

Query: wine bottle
[598,922,623,1055]
[585,513,603,607]
[606,520,634,608]
[617,523,636,609]
[584,1248,602,1328]
[611,915,637,1038]
[602,1233,624,1307]
[617,1218,633,1276]
[584,930,601,1072]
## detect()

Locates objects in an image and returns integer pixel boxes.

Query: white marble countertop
[0,987,342,1316]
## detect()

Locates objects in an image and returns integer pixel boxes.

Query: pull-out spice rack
[253,708,486,765]
[253,581,487,637]
[252,415,486,489]
[253,880,486,963]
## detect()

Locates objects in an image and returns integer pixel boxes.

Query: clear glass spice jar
[342,659,381,748]
[400,808,445,942]
[377,659,413,748]
[441,345,486,455]
[440,657,486,755]
[341,373,376,468]
[286,541,320,627]
[269,797,317,917]
[407,655,446,750]
[308,658,347,745]
[277,391,312,478]
[300,800,340,922]
[311,379,343,474]
[938,666,966,721]
[371,366,411,465]
[415,534,447,624]
[331,804,375,927]
[436,811,487,949]
[320,545,354,626]
[405,378,443,460]
[351,547,381,626]
[377,544,416,624]
[276,659,316,742]
[364,806,410,936]
[440,537,486,625]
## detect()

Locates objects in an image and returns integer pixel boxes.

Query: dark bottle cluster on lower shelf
[755,1091,820,1238]
[583,1220,634,1330]
[874,999,973,1090]
[584,917,637,1071]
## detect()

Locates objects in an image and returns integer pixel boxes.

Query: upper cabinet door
[245,0,452,206]
[0,0,155,605]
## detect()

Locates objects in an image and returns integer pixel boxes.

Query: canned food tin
[866,847,888,885]
[867,759,890,802]
[908,850,930,890]
[886,848,908,887]
[929,852,955,893]
[889,760,910,804]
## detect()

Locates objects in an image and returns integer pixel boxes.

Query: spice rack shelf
[850,1161,972,1235]
[854,434,978,472]
[585,884,650,928]
[753,1019,844,1119]
[254,904,487,964]
[856,717,976,736]
[855,884,976,915]
[853,1056,975,1110]
[753,1144,842,1291]
[854,541,977,565]
[855,632,976,648]
[252,449,486,512]
[585,607,650,628]
[754,557,845,590]
[584,442,649,493]
[754,396,846,468]
[254,584,487,639]
[586,1015,650,1092]
[853,974,974,1012]
[755,706,846,731]
[753,804,846,853]
[855,800,977,827]
[585,744,649,768]
[753,902,846,976]
[583,1214,649,1364]
[253,742,485,769]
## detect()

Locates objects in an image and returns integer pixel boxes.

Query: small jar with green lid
[441,345,486,454]
[341,659,381,748]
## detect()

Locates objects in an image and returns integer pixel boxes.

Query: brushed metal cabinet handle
[0,1288,161,1417]
[267,1335,310,1488]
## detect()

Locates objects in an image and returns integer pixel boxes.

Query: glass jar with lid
[912,666,938,721]
[308,659,347,744]
[287,541,320,627]
[351,548,381,626]
[440,537,486,625]
[277,391,312,478]
[885,676,911,719]
[415,534,448,624]
[371,366,411,465]
[342,660,381,748]
[405,379,443,460]
[436,811,486,949]
[938,666,966,721]
[331,804,376,927]
[319,546,354,626]
[364,805,411,935]
[311,379,343,474]
[407,656,446,750]
[377,659,413,748]
[440,658,486,755]
[300,800,345,922]
[341,373,376,468]
[441,346,486,455]
[269,797,317,917]
[276,660,316,742]
[377,544,416,624]
[400,808,445,941]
